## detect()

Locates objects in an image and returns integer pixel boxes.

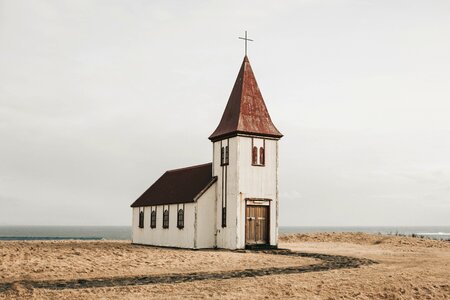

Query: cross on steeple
[238,31,253,56]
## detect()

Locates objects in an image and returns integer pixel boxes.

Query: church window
[138,210,144,228]
[259,147,265,165]
[252,146,258,165]
[222,207,227,227]
[221,146,229,166]
[252,141,265,166]
[150,209,156,228]
[225,146,229,164]
[163,209,169,228]
[177,209,184,229]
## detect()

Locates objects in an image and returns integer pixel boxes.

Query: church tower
[209,56,283,249]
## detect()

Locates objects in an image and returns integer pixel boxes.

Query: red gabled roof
[209,56,283,141]
[130,163,217,207]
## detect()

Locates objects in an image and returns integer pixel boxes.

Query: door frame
[245,198,271,245]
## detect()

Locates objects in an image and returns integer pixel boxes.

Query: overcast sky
[1,0,449,226]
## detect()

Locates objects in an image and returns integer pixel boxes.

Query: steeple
[209,56,283,141]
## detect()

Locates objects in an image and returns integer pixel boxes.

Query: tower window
[259,147,265,165]
[252,144,265,166]
[177,209,184,229]
[138,210,144,228]
[221,146,229,165]
[163,209,169,228]
[225,146,229,164]
[252,146,258,165]
[150,209,156,228]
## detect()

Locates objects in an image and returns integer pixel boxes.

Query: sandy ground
[0,240,311,282]
[1,233,449,299]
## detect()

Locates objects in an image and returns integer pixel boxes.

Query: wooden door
[245,205,269,245]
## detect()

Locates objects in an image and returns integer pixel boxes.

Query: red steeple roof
[209,56,283,141]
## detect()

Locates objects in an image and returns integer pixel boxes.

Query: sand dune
[1,233,449,299]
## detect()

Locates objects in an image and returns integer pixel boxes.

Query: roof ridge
[166,162,212,173]
[235,56,246,131]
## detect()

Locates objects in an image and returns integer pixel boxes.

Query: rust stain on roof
[209,56,283,141]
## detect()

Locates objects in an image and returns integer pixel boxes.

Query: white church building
[131,56,283,249]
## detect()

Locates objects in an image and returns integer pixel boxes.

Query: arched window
[150,209,156,228]
[252,146,258,165]
[259,147,265,165]
[163,209,169,228]
[138,210,144,228]
[177,209,184,229]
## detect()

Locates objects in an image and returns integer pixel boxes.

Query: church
[130,55,283,249]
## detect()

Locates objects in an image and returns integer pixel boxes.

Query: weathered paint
[132,203,196,248]
[195,182,216,248]
[213,135,279,249]
[237,136,279,247]
[213,137,238,249]
[131,181,217,249]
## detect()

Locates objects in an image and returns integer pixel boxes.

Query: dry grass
[0,240,312,282]
[1,233,450,299]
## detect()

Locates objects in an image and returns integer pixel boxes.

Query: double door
[245,205,269,245]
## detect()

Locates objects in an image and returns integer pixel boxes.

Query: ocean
[0,226,449,241]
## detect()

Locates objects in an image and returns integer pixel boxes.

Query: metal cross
[238,31,253,56]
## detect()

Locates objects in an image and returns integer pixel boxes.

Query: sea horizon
[0,225,449,241]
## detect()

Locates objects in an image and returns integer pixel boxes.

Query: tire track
[0,249,377,292]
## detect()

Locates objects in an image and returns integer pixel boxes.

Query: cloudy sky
[1,0,449,226]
